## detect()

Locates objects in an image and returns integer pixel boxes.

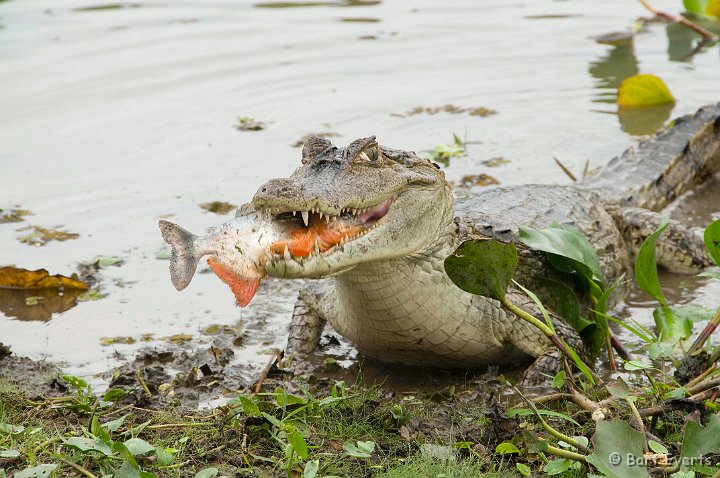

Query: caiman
[246,104,720,381]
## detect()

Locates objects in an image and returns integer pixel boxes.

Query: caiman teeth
[284,245,291,260]
[301,210,309,226]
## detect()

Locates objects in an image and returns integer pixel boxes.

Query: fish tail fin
[158,220,200,291]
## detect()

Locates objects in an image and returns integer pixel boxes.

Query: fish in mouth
[158,195,395,306]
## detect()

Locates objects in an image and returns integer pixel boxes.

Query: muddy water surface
[1,0,719,394]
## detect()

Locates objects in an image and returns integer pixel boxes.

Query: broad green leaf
[303,460,319,478]
[97,256,122,267]
[684,0,708,14]
[544,458,574,475]
[519,223,603,281]
[704,219,720,266]
[155,447,175,466]
[648,341,675,360]
[653,306,692,342]
[0,450,19,458]
[444,239,518,300]
[552,370,566,389]
[669,305,716,323]
[623,360,654,371]
[564,338,596,386]
[506,408,581,426]
[700,270,720,280]
[635,218,669,306]
[495,442,520,454]
[0,422,24,435]
[103,413,130,432]
[63,436,113,456]
[587,420,650,478]
[606,378,632,400]
[618,74,675,107]
[91,415,111,443]
[516,463,532,476]
[14,465,58,478]
[680,413,720,470]
[289,431,309,460]
[235,395,261,417]
[706,0,720,17]
[649,440,668,454]
[194,469,219,478]
[124,437,155,456]
[112,442,139,468]
[114,461,158,478]
[357,441,375,454]
[344,441,372,458]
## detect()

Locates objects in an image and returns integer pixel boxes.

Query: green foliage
[635,218,669,306]
[680,413,720,470]
[444,239,518,300]
[586,420,649,478]
[704,219,720,266]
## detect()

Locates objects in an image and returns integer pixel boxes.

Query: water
[1,0,719,391]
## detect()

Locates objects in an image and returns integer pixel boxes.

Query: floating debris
[481,157,510,168]
[17,225,79,246]
[236,116,266,131]
[199,201,237,215]
[0,208,32,224]
[0,266,88,291]
[394,104,497,118]
[460,174,500,187]
[155,250,171,260]
[100,336,136,346]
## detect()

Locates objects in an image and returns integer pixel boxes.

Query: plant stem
[502,296,602,384]
[638,0,718,40]
[687,306,720,356]
[146,422,212,429]
[545,444,588,463]
[135,369,152,396]
[626,398,648,452]
[57,457,98,478]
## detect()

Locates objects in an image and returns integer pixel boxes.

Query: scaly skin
[250,104,720,380]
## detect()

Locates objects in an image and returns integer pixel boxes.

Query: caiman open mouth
[260,194,396,261]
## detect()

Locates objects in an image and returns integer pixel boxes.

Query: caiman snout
[253,178,304,204]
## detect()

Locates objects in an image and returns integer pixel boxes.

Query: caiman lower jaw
[262,195,396,262]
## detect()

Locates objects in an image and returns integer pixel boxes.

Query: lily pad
[617,74,675,107]
[17,225,79,246]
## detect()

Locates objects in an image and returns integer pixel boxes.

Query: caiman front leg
[613,206,711,273]
[286,279,335,355]
[502,289,587,387]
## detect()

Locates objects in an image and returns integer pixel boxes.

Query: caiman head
[252,136,454,278]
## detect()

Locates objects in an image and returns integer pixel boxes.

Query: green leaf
[543,458,574,475]
[0,450,20,458]
[194,469,219,478]
[552,370,566,389]
[684,0,709,14]
[670,305,716,323]
[14,465,58,478]
[303,460,319,478]
[519,223,603,279]
[235,395,261,417]
[289,431,309,460]
[706,0,720,17]
[680,413,720,470]
[704,219,720,266]
[513,280,555,333]
[0,422,25,435]
[63,436,113,456]
[495,442,520,455]
[516,463,532,476]
[635,218,669,305]
[97,256,122,267]
[649,440,669,454]
[618,74,675,107]
[606,378,632,400]
[114,461,158,478]
[91,415,111,443]
[587,420,650,478]
[648,341,675,360]
[444,239,518,300]
[357,441,375,454]
[699,270,720,280]
[563,338,596,386]
[124,437,155,456]
[112,442,139,468]
[344,441,373,458]
[155,447,175,466]
[623,360,654,371]
[103,414,130,433]
[506,408,581,426]
[102,388,127,402]
[654,306,692,342]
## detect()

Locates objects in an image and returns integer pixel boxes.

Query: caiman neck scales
[250,104,720,380]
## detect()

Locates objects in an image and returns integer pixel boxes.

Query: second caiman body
[246,104,720,377]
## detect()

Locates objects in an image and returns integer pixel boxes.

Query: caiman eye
[360,145,380,162]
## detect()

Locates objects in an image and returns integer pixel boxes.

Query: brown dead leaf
[395,104,497,118]
[199,201,237,215]
[460,174,500,187]
[0,266,88,290]
[17,225,79,246]
[481,157,510,167]
[0,208,32,224]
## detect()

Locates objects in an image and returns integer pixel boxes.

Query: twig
[638,0,718,41]
[58,457,98,478]
[135,369,152,396]
[582,159,590,180]
[686,364,717,389]
[251,349,282,396]
[685,374,720,396]
[687,307,720,356]
[553,156,577,182]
